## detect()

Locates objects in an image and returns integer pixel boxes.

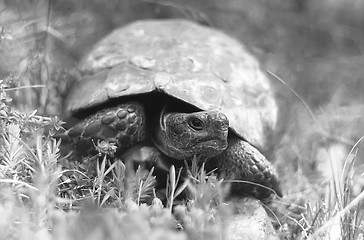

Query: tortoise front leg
[57,102,146,157]
[210,137,282,200]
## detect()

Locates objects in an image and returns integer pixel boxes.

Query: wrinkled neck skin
[152,110,229,161]
[153,118,191,160]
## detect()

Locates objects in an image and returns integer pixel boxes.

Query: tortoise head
[153,110,229,160]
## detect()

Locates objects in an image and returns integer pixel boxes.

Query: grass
[1,67,364,240]
[1,2,364,239]
[268,73,364,239]
[0,81,236,239]
[306,141,364,240]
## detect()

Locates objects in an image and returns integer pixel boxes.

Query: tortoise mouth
[193,139,227,150]
[181,138,228,158]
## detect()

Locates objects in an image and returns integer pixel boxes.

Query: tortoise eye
[188,117,204,131]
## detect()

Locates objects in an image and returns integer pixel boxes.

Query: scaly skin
[61,102,281,200]
[58,103,145,157]
[209,138,282,199]
[153,111,229,160]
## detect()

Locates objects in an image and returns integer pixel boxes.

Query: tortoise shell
[65,19,277,150]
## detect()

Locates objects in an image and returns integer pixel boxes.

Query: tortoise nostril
[215,121,228,132]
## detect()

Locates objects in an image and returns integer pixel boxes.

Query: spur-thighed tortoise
[61,19,281,199]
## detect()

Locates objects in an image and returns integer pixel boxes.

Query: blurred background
[1,0,363,210]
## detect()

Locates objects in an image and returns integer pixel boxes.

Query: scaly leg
[210,137,282,200]
[58,102,146,157]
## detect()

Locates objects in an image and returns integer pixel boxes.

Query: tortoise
[60,19,281,200]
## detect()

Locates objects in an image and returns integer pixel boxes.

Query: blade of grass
[309,190,364,239]
[168,165,176,213]
[0,178,38,191]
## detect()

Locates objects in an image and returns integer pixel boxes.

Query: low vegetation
[1,1,364,239]
[1,66,364,240]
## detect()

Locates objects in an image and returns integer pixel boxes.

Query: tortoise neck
[152,112,190,160]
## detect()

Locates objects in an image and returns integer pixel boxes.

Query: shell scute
[65,19,277,149]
